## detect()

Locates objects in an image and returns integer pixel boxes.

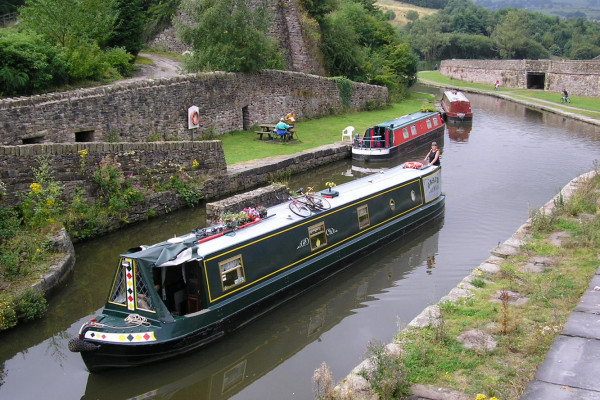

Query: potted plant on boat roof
[323,181,339,197]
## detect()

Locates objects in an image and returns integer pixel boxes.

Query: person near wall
[284,111,297,132]
[275,118,290,137]
[495,80,501,91]
[424,141,441,166]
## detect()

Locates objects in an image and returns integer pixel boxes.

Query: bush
[20,156,64,229]
[14,290,48,322]
[0,30,69,97]
[0,294,17,331]
[67,42,119,81]
[104,47,134,77]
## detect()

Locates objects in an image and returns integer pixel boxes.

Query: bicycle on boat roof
[283,187,331,217]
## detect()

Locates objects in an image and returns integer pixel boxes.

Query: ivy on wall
[329,76,353,109]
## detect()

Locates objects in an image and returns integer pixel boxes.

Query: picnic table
[255,123,295,141]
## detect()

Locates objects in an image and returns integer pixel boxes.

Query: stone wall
[440,59,600,96]
[0,70,387,146]
[204,143,351,200]
[1,140,349,236]
[205,185,289,225]
[0,141,226,206]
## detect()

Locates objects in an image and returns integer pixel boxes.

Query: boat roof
[124,164,440,267]
[374,111,439,129]
[443,90,470,103]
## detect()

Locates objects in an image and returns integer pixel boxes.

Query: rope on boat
[124,313,150,326]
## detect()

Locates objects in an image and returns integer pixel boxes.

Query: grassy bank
[417,71,600,122]
[218,93,434,164]
[326,167,600,400]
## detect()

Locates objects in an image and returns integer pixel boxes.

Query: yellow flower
[192,159,199,169]
[30,182,42,194]
[46,199,55,207]
[475,394,487,400]
[78,149,88,158]
[490,397,499,400]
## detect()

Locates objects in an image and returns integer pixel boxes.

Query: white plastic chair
[342,126,354,142]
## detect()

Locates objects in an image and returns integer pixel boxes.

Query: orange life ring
[403,161,423,169]
[191,110,200,126]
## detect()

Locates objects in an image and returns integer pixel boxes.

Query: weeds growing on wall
[329,76,353,109]
[0,152,207,330]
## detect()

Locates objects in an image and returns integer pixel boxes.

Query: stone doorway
[526,72,546,90]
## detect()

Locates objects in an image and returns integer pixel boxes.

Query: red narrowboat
[351,111,445,162]
[440,90,473,123]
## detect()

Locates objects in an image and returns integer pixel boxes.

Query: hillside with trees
[2,0,418,100]
[3,0,600,100]
[401,0,600,62]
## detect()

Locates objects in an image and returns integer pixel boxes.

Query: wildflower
[30,182,42,194]
[192,159,199,169]
[78,149,88,158]
[475,394,487,400]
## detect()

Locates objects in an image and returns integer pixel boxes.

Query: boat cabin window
[109,258,131,307]
[357,205,370,229]
[426,118,432,129]
[220,255,246,291]
[411,125,418,136]
[308,222,327,251]
[433,116,439,126]
[402,128,409,139]
[136,264,156,312]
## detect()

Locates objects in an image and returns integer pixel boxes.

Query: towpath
[417,77,600,128]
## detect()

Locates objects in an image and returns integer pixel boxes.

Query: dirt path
[125,52,184,82]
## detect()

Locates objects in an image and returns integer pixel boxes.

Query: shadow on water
[82,219,443,400]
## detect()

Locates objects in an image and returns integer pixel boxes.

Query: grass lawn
[220,92,437,164]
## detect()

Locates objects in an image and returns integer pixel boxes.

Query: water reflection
[81,221,442,400]
[447,123,472,143]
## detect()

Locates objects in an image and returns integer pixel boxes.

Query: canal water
[1,90,600,400]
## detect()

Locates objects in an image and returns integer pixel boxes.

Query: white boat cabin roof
[168,165,438,258]
[443,90,470,103]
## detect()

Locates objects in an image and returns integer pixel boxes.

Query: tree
[491,9,529,58]
[406,10,419,21]
[106,0,145,56]
[0,30,69,97]
[19,0,118,49]
[177,0,284,73]
[321,11,366,80]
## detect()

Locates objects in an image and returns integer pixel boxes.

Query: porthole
[411,190,416,202]
[389,199,396,210]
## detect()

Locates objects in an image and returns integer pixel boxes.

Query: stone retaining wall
[0,70,387,145]
[440,59,600,96]
[204,143,351,199]
[205,185,289,225]
[0,141,226,206]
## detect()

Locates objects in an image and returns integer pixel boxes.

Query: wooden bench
[254,130,273,140]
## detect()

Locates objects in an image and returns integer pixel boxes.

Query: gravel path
[125,52,184,82]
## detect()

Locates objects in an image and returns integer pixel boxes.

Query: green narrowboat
[69,163,445,372]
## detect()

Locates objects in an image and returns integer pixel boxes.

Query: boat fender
[403,162,423,169]
[68,337,100,353]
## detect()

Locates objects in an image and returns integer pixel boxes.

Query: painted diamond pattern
[127,334,134,342]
